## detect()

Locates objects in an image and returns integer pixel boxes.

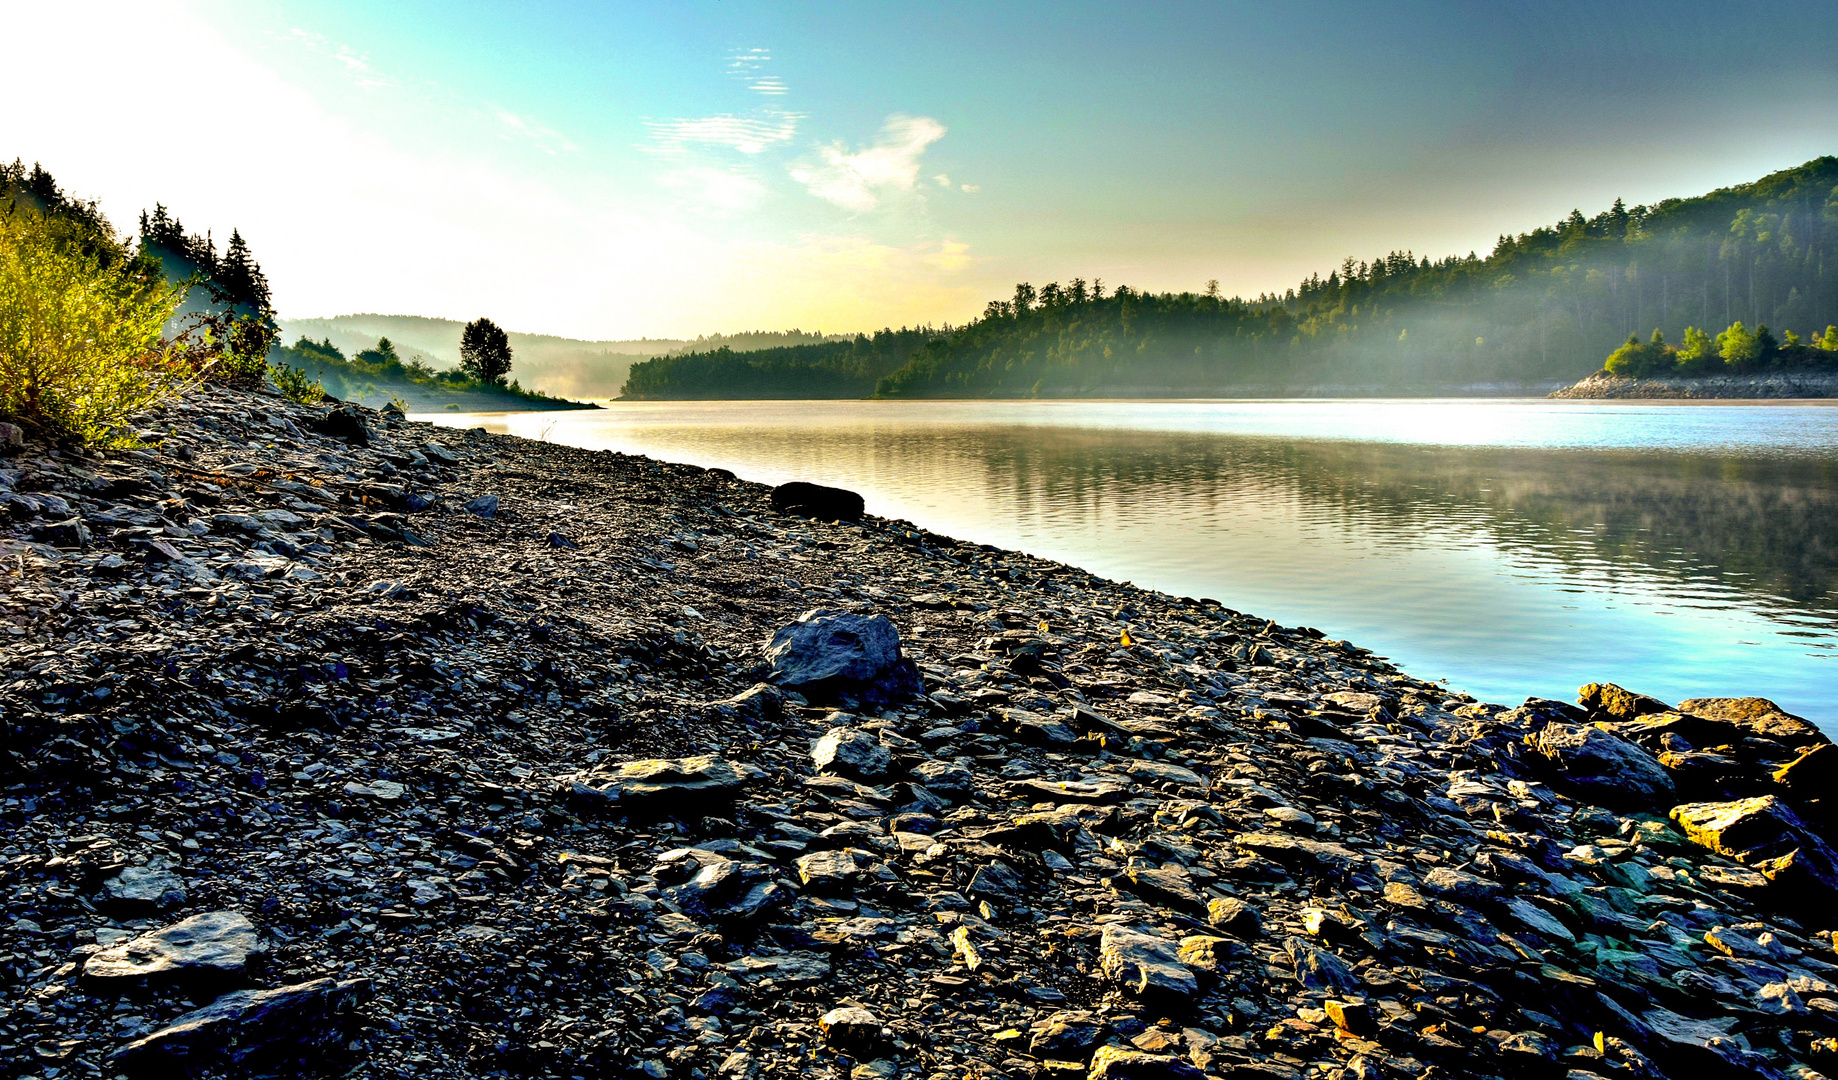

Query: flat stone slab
[83,911,263,984]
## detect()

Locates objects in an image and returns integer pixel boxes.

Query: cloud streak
[791,115,947,212]
[644,113,802,155]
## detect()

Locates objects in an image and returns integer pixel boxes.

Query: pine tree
[215,229,272,313]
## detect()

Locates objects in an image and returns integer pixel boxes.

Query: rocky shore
[1549,370,1838,399]
[3,385,1837,1080]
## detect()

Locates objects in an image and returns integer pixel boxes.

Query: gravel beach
[2,385,1835,1080]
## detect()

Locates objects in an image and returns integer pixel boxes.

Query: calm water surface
[421,400,1838,732]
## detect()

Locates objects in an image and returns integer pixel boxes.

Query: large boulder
[310,404,371,446]
[1773,744,1838,828]
[1528,722,1675,809]
[1671,796,1838,899]
[111,976,373,1075]
[770,481,864,521]
[1678,696,1827,748]
[763,609,922,708]
[83,911,263,987]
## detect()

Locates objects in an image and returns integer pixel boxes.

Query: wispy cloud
[791,115,948,212]
[285,28,391,90]
[492,107,579,154]
[644,113,803,155]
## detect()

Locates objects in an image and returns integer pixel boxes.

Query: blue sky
[9,0,1838,338]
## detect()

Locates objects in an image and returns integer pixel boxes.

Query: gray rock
[1089,1045,1205,1079]
[103,864,186,910]
[812,726,892,780]
[1117,859,1205,913]
[967,860,1024,899]
[1030,1010,1106,1057]
[1420,866,1500,902]
[0,421,23,454]
[795,848,863,893]
[111,976,374,1073]
[1285,937,1362,994]
[763,609,923,707]
[910,759,974,799]
[1529,722,1675,809]
[818,1006,883,1052]
[1098,924,1197,998]
[1205,896,1262,937]
[462,494,499,517]
[82,911,263,985]
[570,755,745,807]
[1671,796,1838,898]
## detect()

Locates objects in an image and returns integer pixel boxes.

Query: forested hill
[620,328,940,399]
[875,156,1838,396]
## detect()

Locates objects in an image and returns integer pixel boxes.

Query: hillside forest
[625,156,1838,398]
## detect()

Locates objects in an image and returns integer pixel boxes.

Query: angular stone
[1671,796,1838,897]
[1030,1011,1106,1057]
[813,726,892,780]
[83,911,263,985]
[910,759,974,799]
[1089,1045,1204,1080]
[967,860,1025,898]
[1121,759,1206,788]
[570,755,745,806]
[1205,896,1262,937]
[763,609,923,707]
[1117,859,1206,913]
[111,977,373,1072]
[1678,696,1825,746]
[1285,937,1362,994]
[1420,866,1500,902]
[720,682,784,723]
[1098,924,1198,998]
[103,864,186,910]
[1381,881,1426,909]
[1773,744,1838,826]
[1579,682,1670,721]
[818,1006,883,1052]
[1235,832,1363,873]
[795,848,863,893]
[1529,723,1674,809]
[1325,999,1376,1037]
[1176,934,1233,973]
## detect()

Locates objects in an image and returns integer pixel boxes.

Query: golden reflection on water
[423,400,1838,730]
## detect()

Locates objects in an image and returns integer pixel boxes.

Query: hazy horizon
[10,0,1838,342]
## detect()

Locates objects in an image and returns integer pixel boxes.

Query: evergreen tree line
[620,326,943,399]
[619,155,1838,399]
[872,156,1838,396]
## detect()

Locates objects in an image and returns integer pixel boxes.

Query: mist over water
[425,400,1838,732]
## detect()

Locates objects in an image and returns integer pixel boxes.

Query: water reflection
[426,402,1838,729]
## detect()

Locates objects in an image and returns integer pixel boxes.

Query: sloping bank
[1551,370,1838,399]
[1,386,1835,1080]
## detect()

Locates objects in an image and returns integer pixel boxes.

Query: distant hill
[279,316,851,399]
[620,328,940,399]
[278,314,682,398]
[874,156,1838,397]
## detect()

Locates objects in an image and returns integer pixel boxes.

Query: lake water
[421,400,1838,732]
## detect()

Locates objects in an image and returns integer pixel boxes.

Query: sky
[9,0,1838,341]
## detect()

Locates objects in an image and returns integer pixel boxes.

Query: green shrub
[270,361,325,404]
[0,204,193,447]
[1603,329,1674,377]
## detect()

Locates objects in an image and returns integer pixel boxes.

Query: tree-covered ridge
[621,327,941,399]
[872,155,1838,397]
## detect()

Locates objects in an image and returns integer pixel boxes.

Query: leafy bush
[270,360,325,404]
[1603,330,1673,377]
[0,204,193,447]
